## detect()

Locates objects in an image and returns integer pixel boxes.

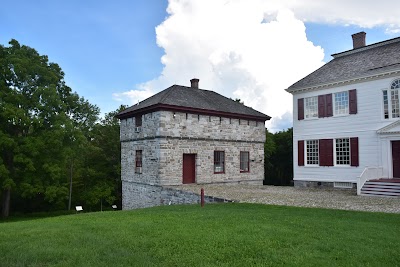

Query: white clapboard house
[287,32,400,197]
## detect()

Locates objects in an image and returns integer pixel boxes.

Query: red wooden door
[392,141,400,178]
[183,154,196,184]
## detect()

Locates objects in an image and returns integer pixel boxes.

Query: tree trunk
[68,161,73,211]
[1,188,11,218]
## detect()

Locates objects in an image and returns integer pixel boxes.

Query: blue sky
[1,1,399,131]
[1,1,167,114]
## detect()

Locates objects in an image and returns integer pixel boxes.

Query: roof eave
[286,68,400,94]
[116,103,270,122]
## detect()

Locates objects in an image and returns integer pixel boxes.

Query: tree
[73,106,126,211]
[264,128,293,186]
[0,40,99,217]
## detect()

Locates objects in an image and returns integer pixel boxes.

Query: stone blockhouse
[116,79,270,209]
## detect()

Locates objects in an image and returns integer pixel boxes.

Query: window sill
[240,170,250,173]
[333,165,351,168]
[304,165,319,168]
[304,116,318,121]
[382,117,399,121]
[214,172,225,174]
[333,113,350,118]
[300,113,354,121]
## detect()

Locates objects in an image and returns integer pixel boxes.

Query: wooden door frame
[182,153,196,184]
[391,140,400,178]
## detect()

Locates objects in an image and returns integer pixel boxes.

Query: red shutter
[319,139,334,166]
[326,94,333,117]
[318,95,326,118]
[349,89,357,114]
[298,140,304,166]
[298,98,304,120]
[350,137,359,166]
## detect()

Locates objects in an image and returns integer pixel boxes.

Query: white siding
[293,76,400,183]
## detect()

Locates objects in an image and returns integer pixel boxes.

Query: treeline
[0,40,123,218]
[264,128,293,186]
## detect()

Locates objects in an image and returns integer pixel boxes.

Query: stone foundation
[294,180,356,189]
[122,181,231,210]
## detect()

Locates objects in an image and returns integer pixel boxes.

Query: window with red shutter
[349,89,357,114]
[318,95,326,118]
[350,137,359,166]
[298,140,304,166]
[298,98,304,120]
[326,94,333,117]
[319,139,334,166]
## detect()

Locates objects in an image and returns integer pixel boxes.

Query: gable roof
[287,36,400,93]
[116,85,270,121]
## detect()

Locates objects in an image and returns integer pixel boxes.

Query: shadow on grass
[1,210,78,223]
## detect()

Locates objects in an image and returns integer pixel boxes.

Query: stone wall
[121,139,161,185]
[120,111,161,141]
[120,110,266,143]
[158,139,264,185]
[158,111,265,142]
[122,181,231,210]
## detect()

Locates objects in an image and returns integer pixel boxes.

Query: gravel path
[170,184,400,214]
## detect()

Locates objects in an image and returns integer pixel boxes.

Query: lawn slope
[1,203,399,267]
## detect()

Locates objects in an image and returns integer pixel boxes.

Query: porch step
[361,181,400,197]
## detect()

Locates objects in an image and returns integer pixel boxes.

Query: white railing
[356,166,383,195]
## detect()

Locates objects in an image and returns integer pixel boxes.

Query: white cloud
[112,85,154,104]
[115,0,400,131]
[281,0,400,32]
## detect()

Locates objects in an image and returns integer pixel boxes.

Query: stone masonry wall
[158,139,264,185]
[158,111,265,142]
[120,111,161,141]
[121,139,161,185]
[120,111,265,142]
[122,181,230,210]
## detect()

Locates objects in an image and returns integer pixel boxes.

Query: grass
[0,203,399,267]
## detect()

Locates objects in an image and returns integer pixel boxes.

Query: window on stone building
[135,115,142,127]
[135,150,142,174]
[214,151,225,173]
[240,151,249,172]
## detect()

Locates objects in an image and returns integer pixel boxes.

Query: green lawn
[1,203,399,267]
